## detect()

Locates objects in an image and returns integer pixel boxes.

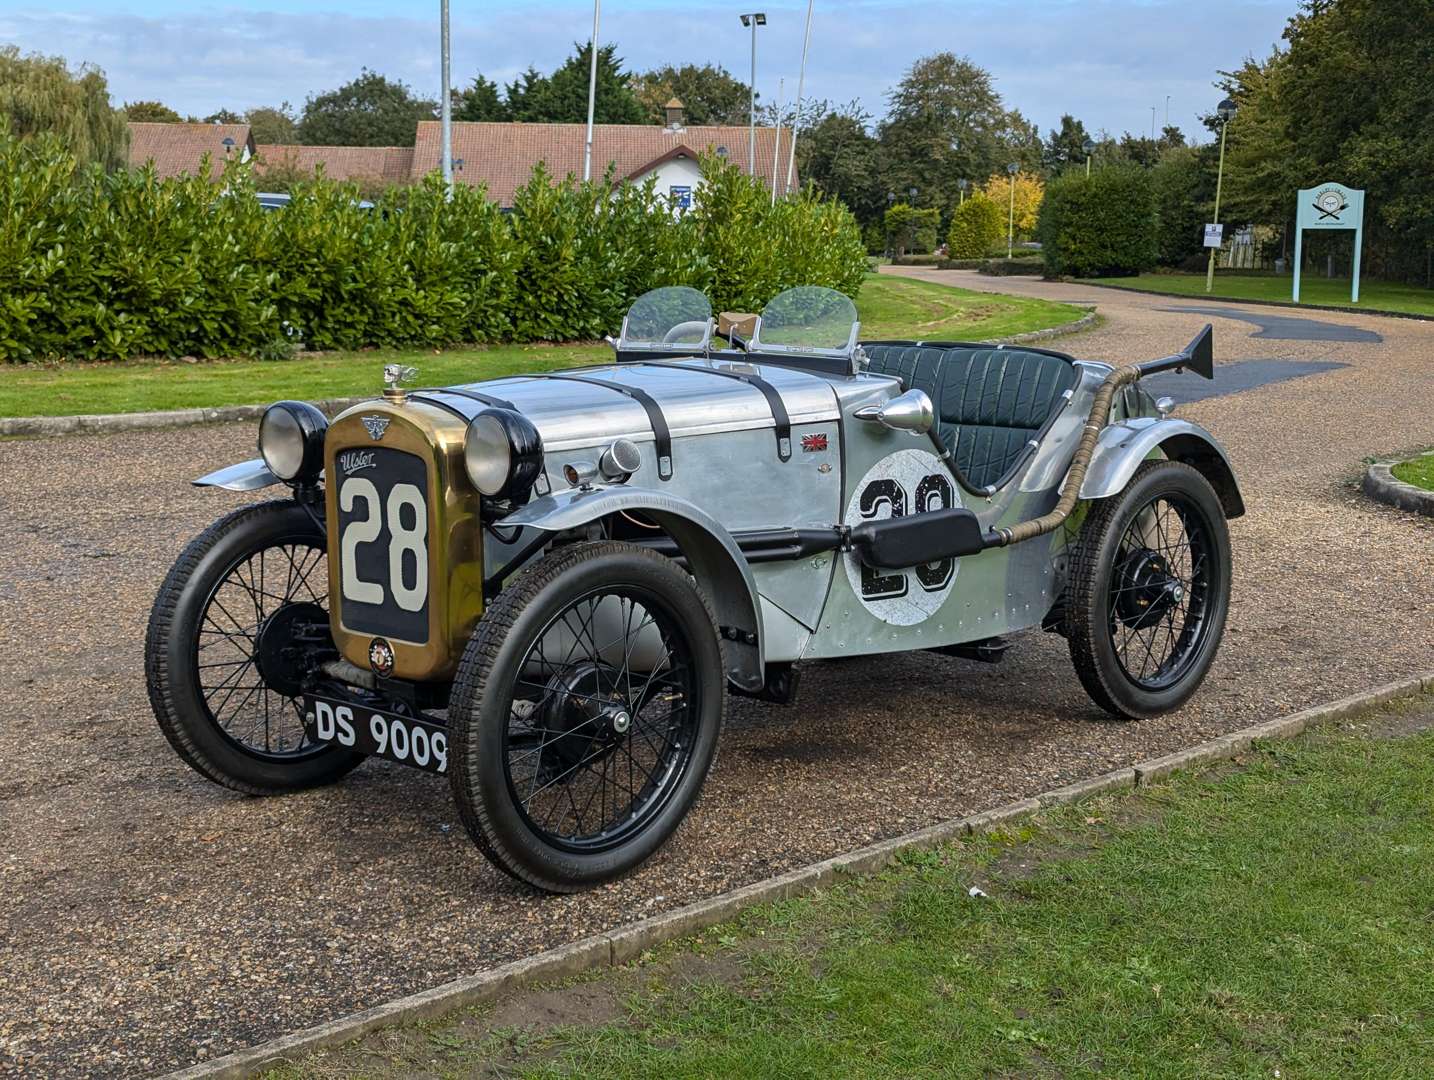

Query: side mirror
[853,389,935,435]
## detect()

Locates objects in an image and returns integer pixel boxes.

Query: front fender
[1080,417,1245,518]
[193,459,282,491]
[500,486,766,692]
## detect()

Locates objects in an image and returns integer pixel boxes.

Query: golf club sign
[1293,182,1364,304]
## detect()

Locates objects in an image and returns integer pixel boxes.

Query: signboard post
[1293,182,1364,304]
[1203,223,1224,249]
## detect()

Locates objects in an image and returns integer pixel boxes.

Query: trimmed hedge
[884,203,940,256]
[1037,167,1157,278]
[0,130,866,362]
[947,193,1004,259]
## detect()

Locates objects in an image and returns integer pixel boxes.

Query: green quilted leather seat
[861,343,1078,490]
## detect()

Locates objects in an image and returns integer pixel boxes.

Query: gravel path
[3,274,1432,1076]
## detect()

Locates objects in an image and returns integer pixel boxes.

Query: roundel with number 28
[842,448,961,626]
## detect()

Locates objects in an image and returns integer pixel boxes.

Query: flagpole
[770,77,784,206]
[783,0,814,194]
[582,0,601,181]
[440,0,452,194]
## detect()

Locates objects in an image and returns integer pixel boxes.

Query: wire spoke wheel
[448,541,726,893]
[196,541,330,759]
[147,501,363,794]
[504,587,699,852]
[1106,493,1213,691]
[1066,460,1232,719]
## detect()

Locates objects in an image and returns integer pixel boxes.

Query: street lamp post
[1205,97,1238,293]
[1082,137,1095,177]
[1006,162,1018,259]
[582,0,602,181]
[956,177,967,206]
[739,13,766,177]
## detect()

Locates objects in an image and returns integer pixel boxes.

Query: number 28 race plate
[303,694,449,774]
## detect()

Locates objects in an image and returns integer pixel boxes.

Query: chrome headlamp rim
[464,408,543,501]
[258,401,328,482]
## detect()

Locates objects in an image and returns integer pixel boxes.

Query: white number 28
[339,478,428,612]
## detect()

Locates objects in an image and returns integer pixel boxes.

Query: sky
[0,1,1293,141]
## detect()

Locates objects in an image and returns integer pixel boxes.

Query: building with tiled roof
[410,116,794,207]
[128,107,794,207]
[127,122,255,179]
[254,144,415,186]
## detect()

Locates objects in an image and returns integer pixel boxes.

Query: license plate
[304,694,449,774]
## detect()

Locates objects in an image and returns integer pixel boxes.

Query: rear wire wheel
[1066,460,1232,719]
[448,542,726,893]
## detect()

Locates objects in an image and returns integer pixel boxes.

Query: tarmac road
[2,273,1431,1076]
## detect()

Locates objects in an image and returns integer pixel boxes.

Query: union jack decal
[801,432,829,453]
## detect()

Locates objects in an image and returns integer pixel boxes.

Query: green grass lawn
[0,276,1082,419]
[276,693,1434,1079]
[1392,450,1434,491]
[1084,270,1434,317]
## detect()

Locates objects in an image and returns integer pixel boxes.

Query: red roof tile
[254,144,415,185]
[127,122,254,180]
[410,121,796,206]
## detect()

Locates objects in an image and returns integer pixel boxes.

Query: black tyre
[1066,460,1232,719]
[448,541,726,893]
[145,500,363,793]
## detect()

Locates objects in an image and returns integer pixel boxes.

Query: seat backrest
[862,343,1078,490]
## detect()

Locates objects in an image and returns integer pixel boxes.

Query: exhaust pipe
[987,324,1213,549]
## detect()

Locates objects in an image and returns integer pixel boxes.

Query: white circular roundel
[843,448,961,626]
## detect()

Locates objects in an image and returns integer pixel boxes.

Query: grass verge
[0,276,1083,419]
[1083,271,1434,317]
[1391,451,1434,492]
[271,691,1434,1080]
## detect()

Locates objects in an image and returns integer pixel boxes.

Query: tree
[245,104,297,144]
[1043,114,1091,174]
[876,53,1010,217]
[202,108,244,125]
[633,64,751,125]
[998,110,1044,174]
[1038,166,1157,277]
[1151,145,1212,266]
[0,47,127,170]
[297,69,436,147]
[794,107,884,225]
[505,43,645,124]
[453,74,507,121]
[977,170,1044,241]
[883,203,941,256]
[123,100,182,123]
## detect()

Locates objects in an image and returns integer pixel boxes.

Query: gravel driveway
[3,274,1432,1076]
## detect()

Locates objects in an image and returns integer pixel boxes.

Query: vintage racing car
[146,285,1243,892]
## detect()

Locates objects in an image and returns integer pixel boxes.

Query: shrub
[1152,146,1207,267]
[883,203,940,256]
[0,132,867,361]
[1038,166,1157,278]
[947,192,1004,258]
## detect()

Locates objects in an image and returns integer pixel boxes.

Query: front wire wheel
[146,500,363,792]
[1066,460,1232,719]
[448,542,726,893]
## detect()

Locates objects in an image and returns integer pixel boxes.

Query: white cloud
[0,2,1291,137]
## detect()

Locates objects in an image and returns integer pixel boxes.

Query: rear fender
[1079,418,1245,518]
[498,487,766,691]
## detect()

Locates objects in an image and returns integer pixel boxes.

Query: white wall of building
[632,155,704,209]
